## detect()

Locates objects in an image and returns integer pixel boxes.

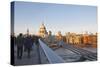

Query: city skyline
[14,1,97,35]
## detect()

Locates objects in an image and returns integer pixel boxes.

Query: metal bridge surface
[38,39,65,63]
[62,43,97,61]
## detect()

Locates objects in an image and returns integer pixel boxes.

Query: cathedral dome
[38,23,47,38]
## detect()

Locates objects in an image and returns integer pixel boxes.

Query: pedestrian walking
[24,35,33,58]
[16,33,24,59]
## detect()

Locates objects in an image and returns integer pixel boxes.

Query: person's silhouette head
[19,33,23,37]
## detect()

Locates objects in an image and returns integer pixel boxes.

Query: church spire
[27,28,29,36]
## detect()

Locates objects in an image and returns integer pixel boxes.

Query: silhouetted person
[35,36,39,44]
[16,33,24,59]
[24,35,33,58]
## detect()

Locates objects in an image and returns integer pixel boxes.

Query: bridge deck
[14,43,40,65]
[39,39,65,63]
[62,44,97,61]
[14,39,97,65]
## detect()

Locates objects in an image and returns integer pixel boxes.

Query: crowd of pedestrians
[14,33,39,59]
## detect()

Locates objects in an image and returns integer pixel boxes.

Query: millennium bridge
[14,39,97,65]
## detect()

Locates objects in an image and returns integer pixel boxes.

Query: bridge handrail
[38,39,65,63]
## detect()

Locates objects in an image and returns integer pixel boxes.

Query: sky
[13,1,97,35]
